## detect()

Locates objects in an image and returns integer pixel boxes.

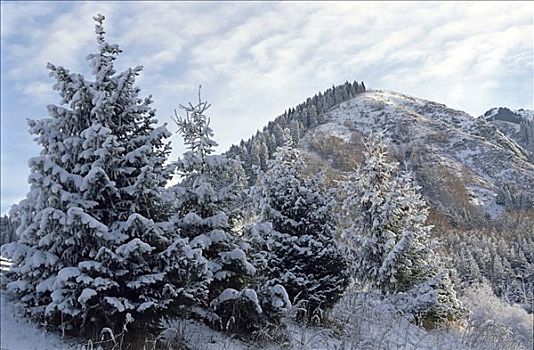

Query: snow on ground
[466,185,503,218]
[160,318,252,349]
[1,253,530,350]
[1,288,531,350]
[516,109,534,121]
[328,90,477,139]
[330,291,469,350]
[0,292,75,350]
[161,316,343,350]
[1,256,76,350]
[312,122,353,143]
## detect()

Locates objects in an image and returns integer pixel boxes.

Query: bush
[460,283,533,350]
[393,272,466,329]
[258,284,291,322]
[211,288,264,335]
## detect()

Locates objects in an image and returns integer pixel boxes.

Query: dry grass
[307,131,364,172]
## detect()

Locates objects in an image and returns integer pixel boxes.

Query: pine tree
[250,140,261,168]
[492,254,505,296]
[289,120,301,146]
[266,133,277,157]
[1,15,207,341]
[459,248,483,284]
[307,106,319,128]
[341,135,463,327]
[251,145,350,322]
[272,124,286,147]
[169,89,257,323]
[341,136,397,288]
[259,140,269,171]
[376,170,437,293]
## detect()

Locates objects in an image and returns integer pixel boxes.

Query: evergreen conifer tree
[251,145,350,322]
[1,15,207,341]
[341,135,463,327]
[341,136,397,286]
[376,170,437,293]
[169,89,258,326]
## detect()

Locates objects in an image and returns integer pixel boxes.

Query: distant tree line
[0,215,17,246]
[443,224,534,313]
[227,80,366,183]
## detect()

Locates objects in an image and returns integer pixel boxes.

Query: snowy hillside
[301,90,534,222]
[483,107,534,162]
[484,107,534,122]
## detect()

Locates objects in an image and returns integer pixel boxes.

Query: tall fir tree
[251,144,350,322]
[168,89,258,326]
[1,15,208,341]
[376,170,438,293]
[341,135,463,327]
[341,136,397,286]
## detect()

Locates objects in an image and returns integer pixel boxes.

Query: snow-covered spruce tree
[341,135,463,327]
[251,142,350,323]
[169,90,261,331]
[339,135,398,280]
[1,15,208,341]
[377,170,438,292]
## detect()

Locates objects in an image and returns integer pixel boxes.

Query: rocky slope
[483,107,534,160]
[300,90,534,225]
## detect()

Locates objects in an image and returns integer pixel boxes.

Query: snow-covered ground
[0,292,75,350]
[516,109,534,121]
[1,287,532,350]
[1,256,75,350]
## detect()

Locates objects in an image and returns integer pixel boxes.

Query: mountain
[483,107,534,159]
[230,88,534,228]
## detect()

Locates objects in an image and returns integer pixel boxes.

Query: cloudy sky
[1,1,533,214]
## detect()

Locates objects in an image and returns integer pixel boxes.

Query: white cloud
[21,81,53,104]
[0,2,56,39]
[1,1,533,213]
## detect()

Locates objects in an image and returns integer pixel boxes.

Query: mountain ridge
[483,106,534,159]
[228,86,534,227]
